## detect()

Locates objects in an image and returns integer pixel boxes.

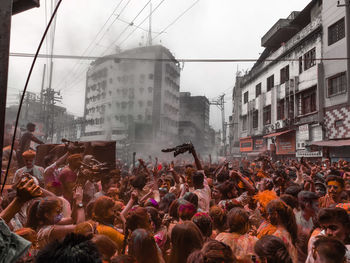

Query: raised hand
[16,176,42,202]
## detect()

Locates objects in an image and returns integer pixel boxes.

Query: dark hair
[227,208,249,234]
[159,193,176,213]
[128,229,160,263]
[217,171,230,183]
[91,234,118,262]
[86,199,96,220]
[192,172,204,188]
[183,192,199,210]
[101,175,116,190]
[192,213,213,238]
[325,175,345,188]
[123,207,151,254]
[26,197,60,230]
[284,185,302,198]
[130,175,147,190]
[170,221,204,263]
[93,196,115,224]
[36,233,102,263]
[280,194,298,210]
[266,199,298,245]
[209,205,227,232]
[145,206,162,231]
[27,122,35,130]
[254,235,292,263]
[187,240,235,263]
[297,191,318,210]
[313,236,346,263]
[317,207,350,228]
[169,198,188,220]
[111,255,136,263]
[217,181,236,199]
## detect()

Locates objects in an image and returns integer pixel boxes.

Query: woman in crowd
[128,228,164,263]
[254,235,293,263]
[265,199,298,263]
[169,221,203,263]
[26,186,85,249]
[187,240,236,263]
[215,207,258,262]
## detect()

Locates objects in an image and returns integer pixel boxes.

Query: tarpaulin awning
[263,129,293,138]
[310,139,350,147]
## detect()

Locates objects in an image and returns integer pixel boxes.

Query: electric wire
[1,0,63,193]
[152,0,201,41]
[55,0,129,91]
[117,0,167,48]
[9,53,350,62]
[59,0,154,93]
[53,0,125,91]
[101,0,153,56]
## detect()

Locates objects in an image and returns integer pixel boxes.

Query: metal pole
[346,0,350,106]
[0,0,12,181]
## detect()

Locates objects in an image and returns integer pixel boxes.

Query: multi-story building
[179,92,210,154]
[232,0,336,160]
[5,91,80,144]
[317,0,350,161]
[82,45,181,157]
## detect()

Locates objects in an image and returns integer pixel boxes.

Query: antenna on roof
[147,1,153,46]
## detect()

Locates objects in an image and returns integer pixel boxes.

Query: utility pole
[42,87,62,142]
[0,0,12,179]
[210,94,226,156]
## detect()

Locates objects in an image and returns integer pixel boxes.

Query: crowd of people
[1,124,350,263]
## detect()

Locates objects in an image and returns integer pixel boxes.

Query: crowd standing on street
[1,126,350,263]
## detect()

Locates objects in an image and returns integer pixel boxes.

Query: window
[263,105,271,125]
[244,91,249,104]
[252,110,258,129]
[304,48,316,70]
[328,72,347,97]
[328,18,345,46]
[256,83,261,97]
[242,115,248,131]
[335,119,344,128]
[267,75,274,92]
[280,65,289,84]
[277,99,285,120]
[149,74,154,80]
[147,101,152,107]
[299,56,303,74]
[298,87,317,115]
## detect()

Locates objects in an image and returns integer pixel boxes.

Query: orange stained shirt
[96,224,124,251]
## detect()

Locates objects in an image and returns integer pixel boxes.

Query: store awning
[247,152,261,156]
[310,139,350,147]
[263,129,293,138]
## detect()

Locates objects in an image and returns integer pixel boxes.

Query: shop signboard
[296,150,323,158]
[276,132,296,155]
[254,138,265,151]
[240,138,253,152]
[299,124,309,141]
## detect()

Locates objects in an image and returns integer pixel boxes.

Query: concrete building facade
[82,45,181,157]
[232,0,350,160]
[179,92,210,154]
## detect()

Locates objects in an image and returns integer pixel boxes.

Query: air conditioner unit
[275,120,286,129]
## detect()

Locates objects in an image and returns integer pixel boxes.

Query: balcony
[262,19,299,48]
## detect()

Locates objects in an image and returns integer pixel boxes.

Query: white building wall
[323,0,348,108]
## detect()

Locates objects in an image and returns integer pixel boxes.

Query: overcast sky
[8,0,311,130]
